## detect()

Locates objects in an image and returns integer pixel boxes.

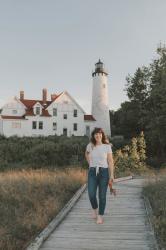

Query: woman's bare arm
[107,152,114,181]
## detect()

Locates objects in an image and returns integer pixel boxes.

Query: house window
[73,123,77,131]
[64,100,68,104]
[39,121,43,129]
[53,108,57,116]
[53,122,57,130]
[36,107,40,115]
[12,110,17,114]
[73,109,77,117]
[32,121,37,129]
[12,122,21,128]
[63,114,67,119]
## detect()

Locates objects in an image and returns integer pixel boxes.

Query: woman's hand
[108,178,116,196]
[108,178,114,188]
[109,177,114,184]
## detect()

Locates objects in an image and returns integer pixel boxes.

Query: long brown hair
[90,127,109,146]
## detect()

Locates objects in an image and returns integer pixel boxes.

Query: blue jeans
[88,167,109,215]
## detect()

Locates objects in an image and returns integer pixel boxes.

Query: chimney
[20,91,24,100]
[42,88,47,105]
[51,94,57,101]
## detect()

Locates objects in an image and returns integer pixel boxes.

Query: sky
[0,0,166,113]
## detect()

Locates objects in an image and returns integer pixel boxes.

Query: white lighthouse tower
[91,59,111,136]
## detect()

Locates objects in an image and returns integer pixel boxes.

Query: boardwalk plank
[39,178,157,250]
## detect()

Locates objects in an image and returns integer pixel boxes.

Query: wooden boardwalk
[40,178,157,250]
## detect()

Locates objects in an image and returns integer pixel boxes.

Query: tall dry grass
[0,168,86,250]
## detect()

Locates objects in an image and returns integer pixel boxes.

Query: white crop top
[86,143,112,169]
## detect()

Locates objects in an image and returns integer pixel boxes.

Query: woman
[85,127,114,224]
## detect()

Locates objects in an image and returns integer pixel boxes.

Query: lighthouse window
[103,84,106,88]
[73,109,77,117]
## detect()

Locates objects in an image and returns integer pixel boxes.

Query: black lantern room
[92,59,108,77]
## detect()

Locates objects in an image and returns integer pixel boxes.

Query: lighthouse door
[86,126,90,137]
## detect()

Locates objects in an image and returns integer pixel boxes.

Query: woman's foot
[92,209,98,219]
[96,215,104,224]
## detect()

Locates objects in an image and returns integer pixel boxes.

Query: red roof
[41,109,52,117]
[84,115,96,121]
[1,115,26,120]
[21,99,52,109]
[25,109,35,116]
[20,92,63,109]
[19,93,63,117]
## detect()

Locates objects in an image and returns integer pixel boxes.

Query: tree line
[110,44,166,168]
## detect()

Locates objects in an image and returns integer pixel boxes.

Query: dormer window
[36,107,40,115]
[53,108,57,116]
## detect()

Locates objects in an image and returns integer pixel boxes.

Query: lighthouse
[91,59,111,136]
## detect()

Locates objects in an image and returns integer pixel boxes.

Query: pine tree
[129,137,140,164]
[137,131,146,163]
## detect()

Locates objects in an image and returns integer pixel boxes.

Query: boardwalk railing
[27,184,87,250]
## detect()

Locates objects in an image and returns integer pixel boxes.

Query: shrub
[114,132,148,176]
[0,135,89,171]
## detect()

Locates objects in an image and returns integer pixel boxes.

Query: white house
[0,89,96,137]
[0,60,111,137]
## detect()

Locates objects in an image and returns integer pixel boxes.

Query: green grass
[143,169,166,249]
[0,168,86,250]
